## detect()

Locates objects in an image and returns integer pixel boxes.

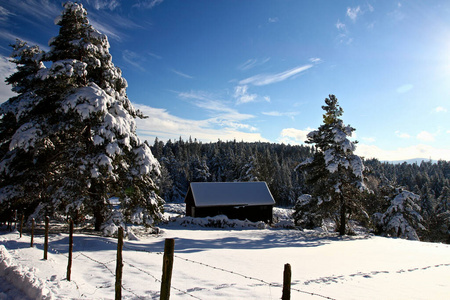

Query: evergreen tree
[0,2,163,231]
[295,95,368,235]
[373,188,425,240]
[189,155,211,182]
[0,40,47,219]
[435,186,450,242]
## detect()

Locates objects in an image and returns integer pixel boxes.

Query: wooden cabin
[184,182,275,223]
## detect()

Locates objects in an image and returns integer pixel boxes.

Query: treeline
[365,159,450,242]
[151,138,313,206]
[151,138,450,242]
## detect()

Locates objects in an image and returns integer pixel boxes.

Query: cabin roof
[186,182,275,207]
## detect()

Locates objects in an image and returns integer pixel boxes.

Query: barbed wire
[173,254,336,300]
[291,287,336,299]
[16,228,334,299]
[124,260,202,300]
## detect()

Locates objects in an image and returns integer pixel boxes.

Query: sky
[0,0,450,161]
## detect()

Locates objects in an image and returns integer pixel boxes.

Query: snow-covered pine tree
[435,186,450,242]
[295,95,368,235]
[0,40,47,219]
[373,188,425,240]
[189,155,211,182]
[0,2,163,231]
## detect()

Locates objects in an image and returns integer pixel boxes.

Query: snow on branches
[0,1,163,230]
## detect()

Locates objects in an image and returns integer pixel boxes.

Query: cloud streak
[238,57,271,71]
[262,111,299,119]
[170,69,194,79]
[178,90,255,123]
[86,0,120,11]
[132,0,164,9]
[122,50,147,72]
[239,65,312,86]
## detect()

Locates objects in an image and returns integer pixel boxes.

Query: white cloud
[262,111,299,119]
[0,55,17,103]
[309,57,322,64]
[268,17,279,23]
[346,6,361,21]
[278,128,313,144]
[178,90,255,122]
[355,143,450,161]
[239,65,312,86]
[417,131,435,142]
[336,20,346,31]
[170,69,193,79]
[234,85,258,104]
[435,106,447,113]
[395,130,411,139]
[134,104,268,143]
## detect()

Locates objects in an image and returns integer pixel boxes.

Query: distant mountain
[384,158,437,165]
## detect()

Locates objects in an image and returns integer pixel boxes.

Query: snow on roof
[188,182,275,207]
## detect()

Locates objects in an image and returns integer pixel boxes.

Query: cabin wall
[193,205,273,223]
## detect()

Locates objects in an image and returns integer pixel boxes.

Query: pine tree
[295,95,368,235]
[0,2,163,231]
[0,40,47,220]
[435,186,450,242]
[373,188,425,240]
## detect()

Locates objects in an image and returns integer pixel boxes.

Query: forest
[151,137,450,243]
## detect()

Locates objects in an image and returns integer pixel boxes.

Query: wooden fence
[4,215,336,300]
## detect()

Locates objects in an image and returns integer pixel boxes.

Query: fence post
[115,227,124,300]
[30,218,35,247]
[44,216,49,260]
[282,263,291,300]
[14,210,17,230]
[160,238,175,300]
[67,219,74,281]
[19,214,24,238]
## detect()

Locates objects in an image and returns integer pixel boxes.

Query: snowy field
[0,206,449,300]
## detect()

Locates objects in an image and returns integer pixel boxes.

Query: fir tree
[373,188,425,240]
[295,95,368,235]
[0,2,163,231]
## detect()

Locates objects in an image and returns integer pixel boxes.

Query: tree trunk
[93,204,104,231]
[339,196,346,235]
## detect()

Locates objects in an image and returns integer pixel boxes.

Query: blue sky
[1,0,450,161]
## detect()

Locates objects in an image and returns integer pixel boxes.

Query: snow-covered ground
[0,205,449,299]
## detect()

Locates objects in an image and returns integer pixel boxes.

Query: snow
[9,122,42,152]
[1,206,449,299]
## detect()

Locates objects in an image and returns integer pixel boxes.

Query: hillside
[1,206,449,299]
